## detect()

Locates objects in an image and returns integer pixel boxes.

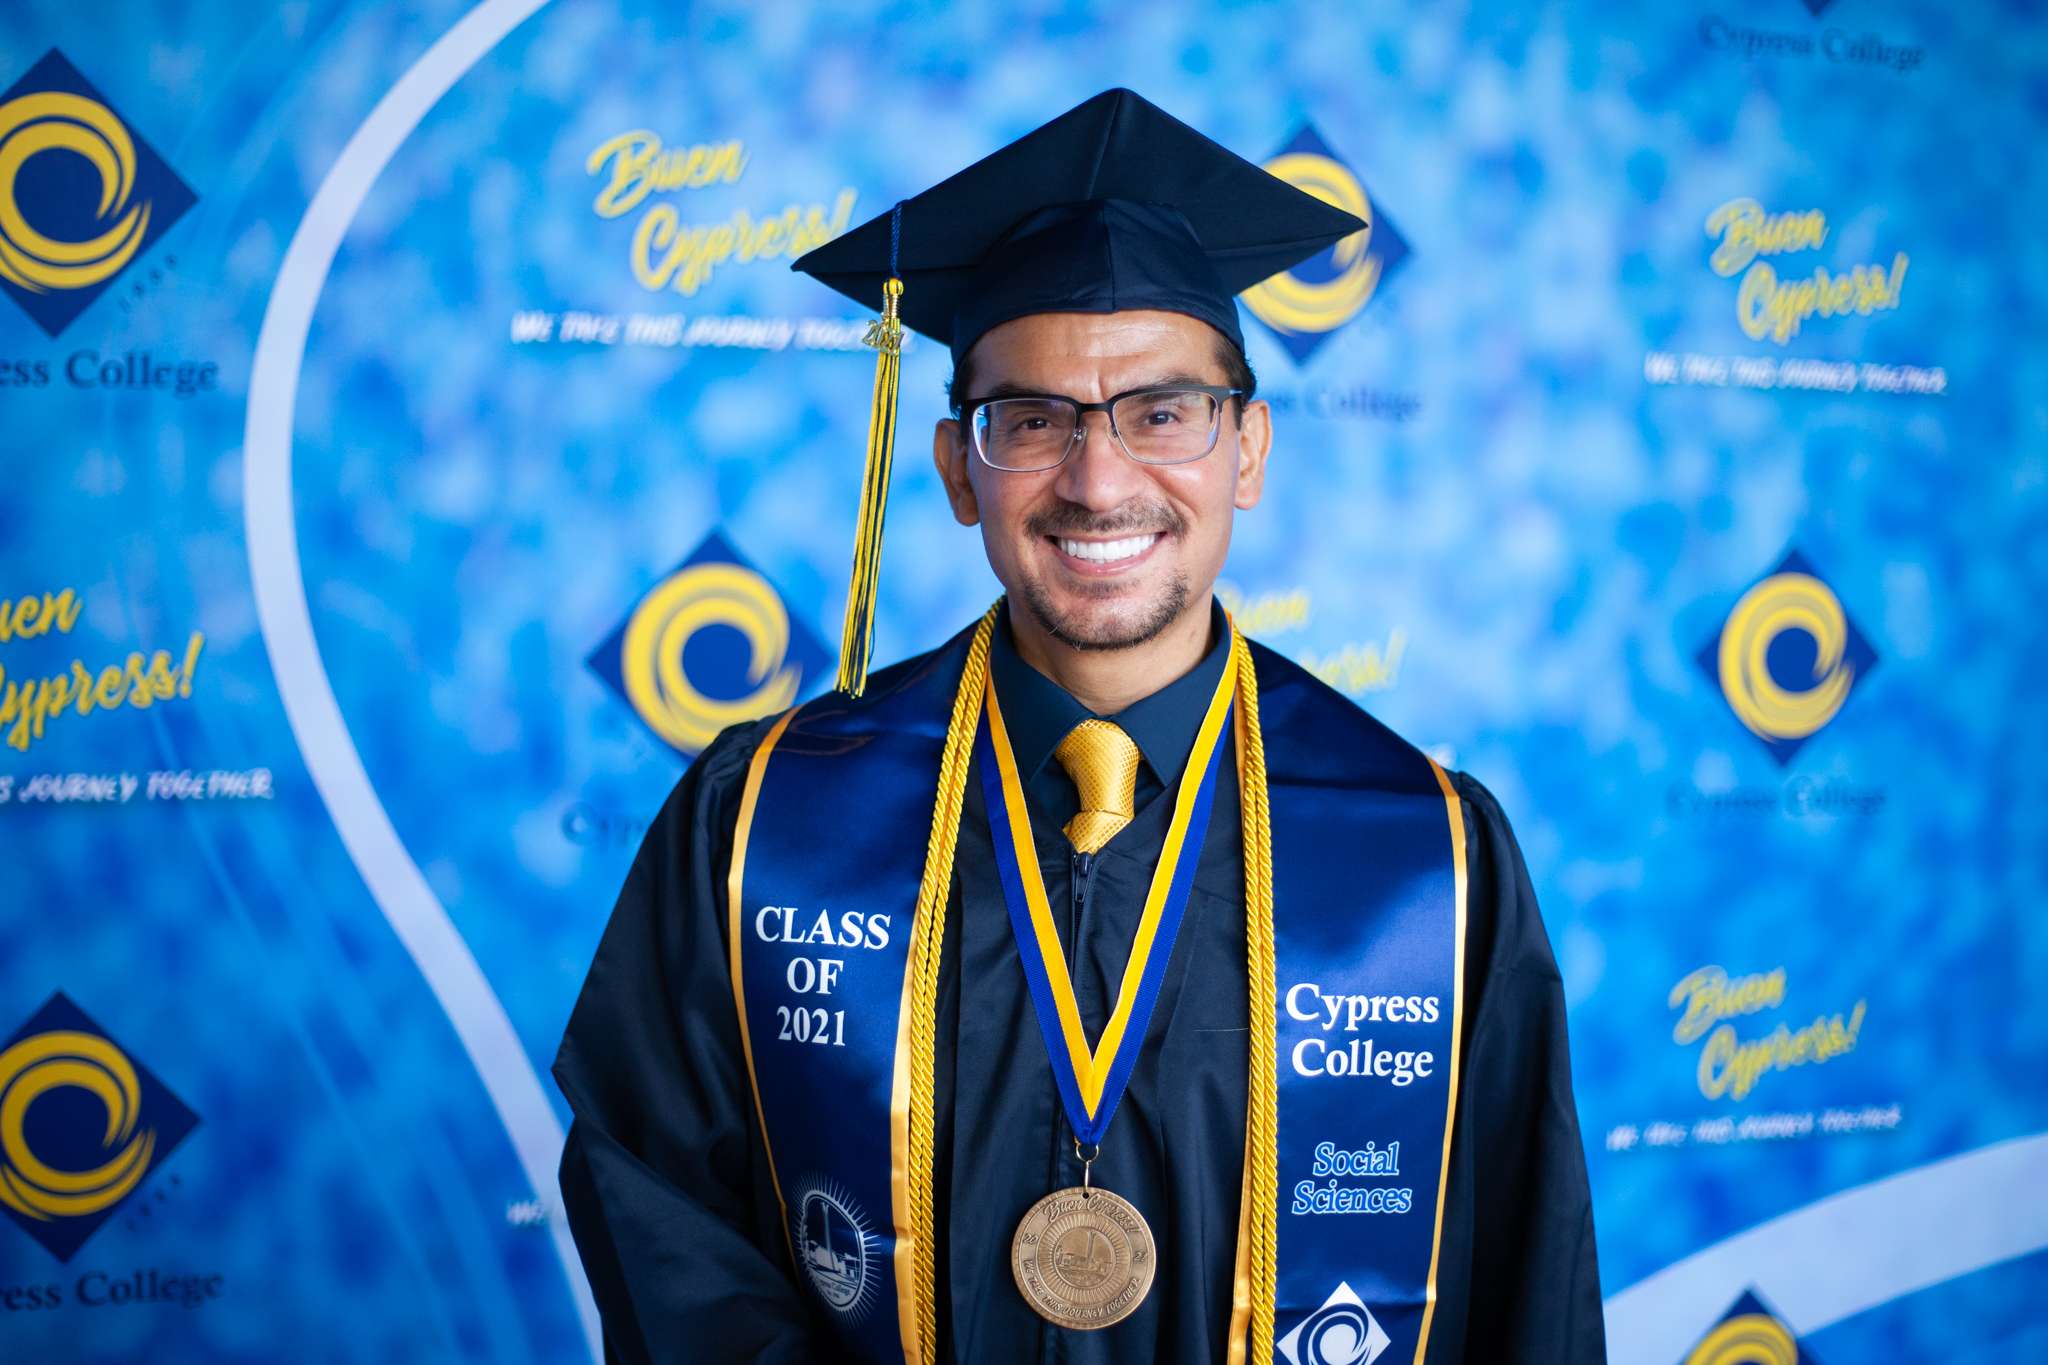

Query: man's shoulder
[849,626,977,705]
[1245,638,1438,793]
[675,621,986,844]
[764,616,987,750]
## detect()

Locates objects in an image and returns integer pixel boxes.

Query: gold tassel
[837,275,904,695]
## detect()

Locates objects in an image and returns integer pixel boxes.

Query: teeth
[1058,534,1159,564]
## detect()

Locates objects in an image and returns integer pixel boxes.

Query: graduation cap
[796,88,1365,694]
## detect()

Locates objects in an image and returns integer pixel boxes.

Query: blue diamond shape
[0,49,197,338]
[589,530,830,758]
[1243,123,1409,364]
[0,992,199,1262]
[1685,1289,1825,1364]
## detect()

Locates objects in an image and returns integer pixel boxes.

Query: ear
[934,418,981,526]
[1232,399,1272,511]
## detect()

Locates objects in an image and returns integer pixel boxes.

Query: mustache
[1023,496,1188,541]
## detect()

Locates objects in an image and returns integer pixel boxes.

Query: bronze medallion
[1009,1186,1156,1330]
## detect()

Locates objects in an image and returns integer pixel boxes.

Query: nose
[1051,410,1151,512]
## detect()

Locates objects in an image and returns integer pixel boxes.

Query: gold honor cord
[837,275,905,696]
[896,605,998,1364]
[1228,626,1281,1363]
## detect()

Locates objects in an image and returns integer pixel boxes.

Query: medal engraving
[1010,1187,1156,1330]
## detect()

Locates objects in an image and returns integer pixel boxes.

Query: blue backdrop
[0,1,2042,1361]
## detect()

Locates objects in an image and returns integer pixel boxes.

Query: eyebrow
[969,373,1216,403]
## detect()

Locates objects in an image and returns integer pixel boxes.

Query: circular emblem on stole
[791,1178,879,1324]
[1009,1187,1156,1330]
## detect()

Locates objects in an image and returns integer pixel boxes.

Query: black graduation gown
[553,648,1606,1365]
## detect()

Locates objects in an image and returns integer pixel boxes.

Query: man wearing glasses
[556,90,1603,1365]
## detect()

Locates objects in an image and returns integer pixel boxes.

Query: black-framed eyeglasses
[959,385,1243,473]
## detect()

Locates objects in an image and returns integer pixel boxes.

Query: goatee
[1016,495,1193,652]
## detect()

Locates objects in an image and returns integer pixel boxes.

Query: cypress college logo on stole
[728,607,1466,1365]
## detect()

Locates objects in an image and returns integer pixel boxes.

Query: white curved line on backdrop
[240,0,600,1359]
[1603,1130,2048,1364]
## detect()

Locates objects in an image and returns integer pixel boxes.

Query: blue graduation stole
[729,607,1468,1365]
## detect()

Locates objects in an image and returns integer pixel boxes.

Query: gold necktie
[1054,719,1142,855]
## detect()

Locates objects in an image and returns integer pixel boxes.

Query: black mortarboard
[796,87,1366,362]
[802,89,1363,695]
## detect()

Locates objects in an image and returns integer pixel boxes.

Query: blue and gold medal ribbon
[975,636,1239,1147]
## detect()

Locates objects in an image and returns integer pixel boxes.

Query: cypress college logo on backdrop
[1240,124,1409,363]
[0,50,195,338]
[0,993,198,1261]
[587,531,829,759]
[1698,550,1877,764]
[1681,1289,1820,1365]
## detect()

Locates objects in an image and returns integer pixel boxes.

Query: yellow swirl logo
[1685,1314,1798,1365]
[0,94,151,294]
[1242,154,1377,333]
[1719,573,1854,740]
[589,531,829,758]
[1683,1292,1812,1365]
[0,993,197,1261]
[0,1031,154,1221]
[1698,551,1876,764]
[624,562,800,752]
[1239,124,1409,363]
[0,51,194,337]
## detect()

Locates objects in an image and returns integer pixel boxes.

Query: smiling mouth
[1055,533,1161,566]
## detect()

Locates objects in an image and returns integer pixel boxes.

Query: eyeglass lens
[972,390,1221,471]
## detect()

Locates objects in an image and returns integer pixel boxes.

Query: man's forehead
[969,310,1227,385]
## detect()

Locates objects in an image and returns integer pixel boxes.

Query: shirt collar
[988,598,1232,793]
